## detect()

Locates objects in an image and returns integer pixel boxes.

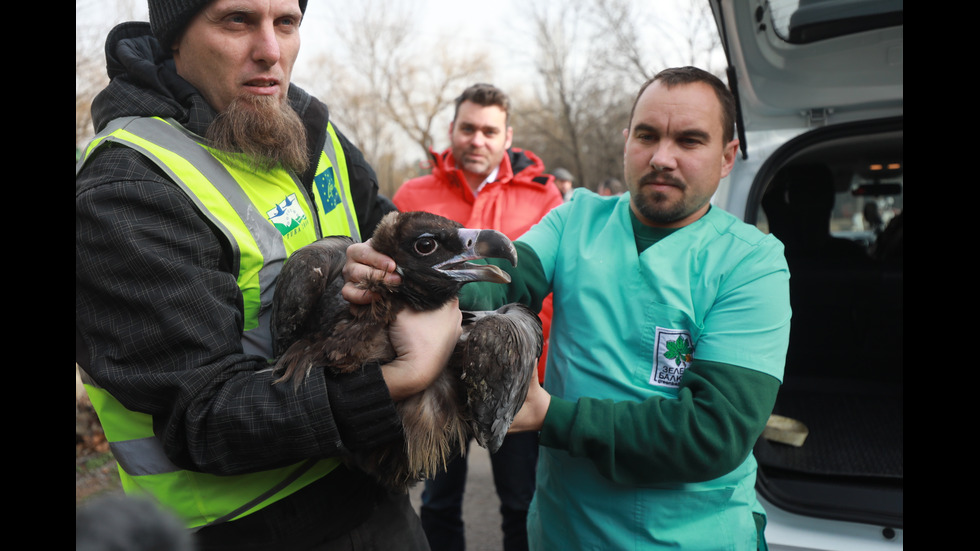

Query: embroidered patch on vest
[267,193,307,236]
[649,327,694,388]
[315,167,341,214]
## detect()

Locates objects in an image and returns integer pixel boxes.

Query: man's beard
[206,94,309,175]
[629,171,705,225]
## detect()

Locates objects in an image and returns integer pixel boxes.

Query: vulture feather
[270,211,542,492]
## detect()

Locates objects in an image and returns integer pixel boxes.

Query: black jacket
[76,22,399,545]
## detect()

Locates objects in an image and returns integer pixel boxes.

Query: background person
[393,83,562,551]
[597,177,625,196]
[550,167,575,202]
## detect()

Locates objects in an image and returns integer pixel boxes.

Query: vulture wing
[453,303,543,453]
[270,235,353,389]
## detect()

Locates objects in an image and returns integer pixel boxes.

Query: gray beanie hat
[552,168,574,182]
[149,0,309,49]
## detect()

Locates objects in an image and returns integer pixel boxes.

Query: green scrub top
[520,191,790,550]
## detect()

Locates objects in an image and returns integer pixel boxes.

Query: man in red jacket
[393,83,561,551]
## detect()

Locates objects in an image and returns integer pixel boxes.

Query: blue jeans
[420,432,538,551]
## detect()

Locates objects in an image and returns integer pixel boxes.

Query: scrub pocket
[638,301,703,392]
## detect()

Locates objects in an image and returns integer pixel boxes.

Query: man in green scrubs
[345,66,791,550]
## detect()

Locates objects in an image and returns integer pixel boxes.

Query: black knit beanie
[148,0,309,49]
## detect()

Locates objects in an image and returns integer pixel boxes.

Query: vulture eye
[413,236,438,256]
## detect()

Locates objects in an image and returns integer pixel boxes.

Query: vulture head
[367,211,517,311]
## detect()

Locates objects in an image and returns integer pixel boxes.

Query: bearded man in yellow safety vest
[75,1,462,549]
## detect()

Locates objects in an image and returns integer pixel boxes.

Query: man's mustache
[638,171,684,189]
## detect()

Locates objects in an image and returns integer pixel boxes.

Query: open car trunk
[749,118,903,530]
[709,0,903,537]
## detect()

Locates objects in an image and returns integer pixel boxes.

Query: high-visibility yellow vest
[76,116,361,529]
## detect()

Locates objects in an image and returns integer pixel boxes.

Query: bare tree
[76,0,147,150]
[296,52,411,197]
[523,1,590,186]
[509,1,634,191]
[589,0,724,79]
[303,0,494,195]
[509,0,725,191]
[588,0,657,86]
[665,2,724,73]
[76,39,107,151]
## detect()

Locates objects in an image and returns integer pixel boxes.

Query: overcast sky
[77,0,720,90]
[77,0,723,155]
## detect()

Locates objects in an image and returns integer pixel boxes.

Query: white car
[709,1,903,549]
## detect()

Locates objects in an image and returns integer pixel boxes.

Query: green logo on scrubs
[651,328,694,388]
[664,337,693,367]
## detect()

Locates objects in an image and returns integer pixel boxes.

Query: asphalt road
[409,444,505,551]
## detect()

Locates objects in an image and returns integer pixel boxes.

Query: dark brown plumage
[454,304,542,452]
[270,211,542,492]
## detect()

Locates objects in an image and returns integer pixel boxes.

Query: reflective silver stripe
[109,436,181,476]
[78,117,257,278]
[79,117,363,359]
[80,117,289,358]
[79,363,182,476]
[242,308,275,357]
[321,131,361,243]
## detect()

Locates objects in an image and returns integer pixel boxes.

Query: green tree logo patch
[650,328,694,388]
[664,337,694,367]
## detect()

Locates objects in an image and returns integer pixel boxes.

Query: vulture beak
[435,228,517,283]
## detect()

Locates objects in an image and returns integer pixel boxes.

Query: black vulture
[270,211,542,491]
